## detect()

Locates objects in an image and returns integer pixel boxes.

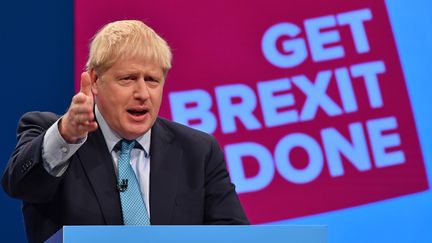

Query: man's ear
[89,68,99,95]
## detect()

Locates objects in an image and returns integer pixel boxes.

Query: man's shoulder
[18,111,60,131]
[20,111,60,123]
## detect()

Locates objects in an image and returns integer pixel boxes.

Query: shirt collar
[95,105,151,157]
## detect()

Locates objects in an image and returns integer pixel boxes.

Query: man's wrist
[58,117,82,143]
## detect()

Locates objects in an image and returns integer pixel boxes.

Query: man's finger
[78,121,98,133]
[86,121,99,132]
[75,112,94,125]
[80,72,93,96]
[72,93,87,105]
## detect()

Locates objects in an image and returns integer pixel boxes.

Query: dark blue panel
[0,0,73,242]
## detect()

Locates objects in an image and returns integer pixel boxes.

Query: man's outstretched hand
[59,72,98,143]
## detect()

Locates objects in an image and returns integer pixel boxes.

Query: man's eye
[145,76,159,82]
[121,76,135,80]
[117,76,136,86]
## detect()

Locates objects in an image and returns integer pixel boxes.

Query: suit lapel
[149,119,182,224]
[77,128,123,225]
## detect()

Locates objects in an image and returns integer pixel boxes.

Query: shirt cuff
[42,118,87,177]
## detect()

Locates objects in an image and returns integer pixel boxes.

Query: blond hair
[86,20,172,75]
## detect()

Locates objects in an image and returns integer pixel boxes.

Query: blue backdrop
[0,0,430,242]
[0,1,73,242]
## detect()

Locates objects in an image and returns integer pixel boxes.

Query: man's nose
[133,78,150,100]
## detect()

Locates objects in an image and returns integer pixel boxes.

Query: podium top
[46,225,327,243]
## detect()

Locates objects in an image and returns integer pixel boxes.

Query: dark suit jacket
[2,112,249,243]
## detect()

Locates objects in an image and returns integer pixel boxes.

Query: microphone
[117,179,128,192]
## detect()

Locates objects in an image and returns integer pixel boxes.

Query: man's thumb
[80,72,93,96]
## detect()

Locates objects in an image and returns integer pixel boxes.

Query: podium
[46,225,327,243]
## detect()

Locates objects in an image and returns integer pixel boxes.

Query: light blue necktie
[117,139,150,225]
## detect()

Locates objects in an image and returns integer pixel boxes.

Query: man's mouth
[127,109,148,117]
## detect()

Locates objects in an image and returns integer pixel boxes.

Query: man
[2,20,249,243]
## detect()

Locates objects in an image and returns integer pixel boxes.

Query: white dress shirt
[42,105,151,215]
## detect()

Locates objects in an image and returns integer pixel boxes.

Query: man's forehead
[109,58,164,75]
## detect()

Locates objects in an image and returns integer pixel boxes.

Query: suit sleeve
[204,137,250,225]
[1,112,64,203]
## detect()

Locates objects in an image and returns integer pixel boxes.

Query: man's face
[91,57,165,140]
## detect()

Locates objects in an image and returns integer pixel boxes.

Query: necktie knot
[121,139,136,154]
[115,139,146,156]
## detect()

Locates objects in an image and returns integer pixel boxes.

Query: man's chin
[121,127,151,139]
